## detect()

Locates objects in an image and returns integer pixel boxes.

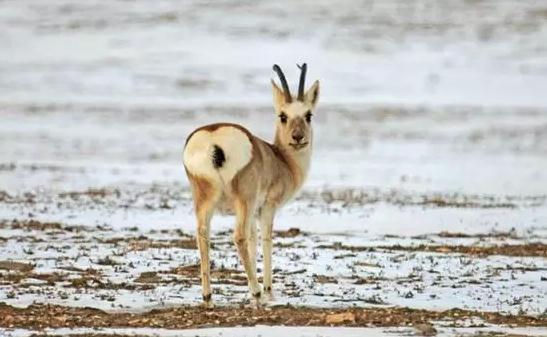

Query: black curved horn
[272,64,292,103]
[297,63,307,101]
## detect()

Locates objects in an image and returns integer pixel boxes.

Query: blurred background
[1,0,546,195]
[2,1,547,106]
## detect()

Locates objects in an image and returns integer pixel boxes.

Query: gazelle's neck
[274,131,312,192]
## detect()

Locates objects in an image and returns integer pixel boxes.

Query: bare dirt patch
[1,219,62,231]
[0,303,545,330]
[126,238,197,251]
[274,227,302,238]
[1,219,89,233]
[0,272,65,286]
[59,188,121,199]
[436,230,519,239]
[300,189,544,209]
[0,261,34,272]
[166,264,247,285]
[317,242,547,257]
[382,243,547,257]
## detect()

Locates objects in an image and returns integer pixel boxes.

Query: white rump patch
[183,126,253,186]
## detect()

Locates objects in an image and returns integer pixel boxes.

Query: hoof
[202,294,214,309]
[251,290,265,308]
[263,287,274,301]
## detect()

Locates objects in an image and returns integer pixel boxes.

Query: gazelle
[183,64,319,307]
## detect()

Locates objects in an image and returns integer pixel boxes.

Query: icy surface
[2,326,547,337]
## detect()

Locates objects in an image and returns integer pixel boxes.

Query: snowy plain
[0,0,547,336]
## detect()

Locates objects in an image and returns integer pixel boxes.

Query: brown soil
[0,272,65,285]
[134,272,162,284]
[413,196,515,209]
[382,243,547,257]
[0,303,545,330]
[167,264,247,285]
[274,227,302,238]
[0,267,157,291]
[303,190,534,209]
[1,219,89,232]
[1,219,62,231]
[317,242,547,257]
[59,188,120,199]
[0,260,35,272]
[436,230,518,239]
[126,238,197,251]
[313,274,339,284]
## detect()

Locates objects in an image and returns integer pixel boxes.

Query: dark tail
[212,145,226,169]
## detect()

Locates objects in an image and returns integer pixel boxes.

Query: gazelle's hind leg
[259,205,275,298]
[248,215,258,287]
[189,176,220,308]
[233,196,262,304]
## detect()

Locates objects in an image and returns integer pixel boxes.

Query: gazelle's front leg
[248,215,258,288]
[259,206,275,297]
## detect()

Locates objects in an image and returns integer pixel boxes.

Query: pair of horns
[273,63,307,103]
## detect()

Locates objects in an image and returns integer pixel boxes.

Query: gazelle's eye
[279,112,288,124]
[305,110,312,123]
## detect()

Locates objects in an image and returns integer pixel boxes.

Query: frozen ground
[1,104,546,315]
[0,0,546,336]
[4,326,547,337]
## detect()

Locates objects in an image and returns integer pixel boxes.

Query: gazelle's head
[271,64,320,152]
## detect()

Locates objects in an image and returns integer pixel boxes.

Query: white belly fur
[183,126,253,188]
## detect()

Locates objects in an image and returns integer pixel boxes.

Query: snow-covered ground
[0,0,546,335]
[3,326,547,337]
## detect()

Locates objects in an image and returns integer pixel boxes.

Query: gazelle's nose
[292,132,304,143]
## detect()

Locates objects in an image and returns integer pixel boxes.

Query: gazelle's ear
[304,80,320,109]
[271,79,286,112]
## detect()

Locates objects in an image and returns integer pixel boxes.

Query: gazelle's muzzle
[289,142,309,150]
